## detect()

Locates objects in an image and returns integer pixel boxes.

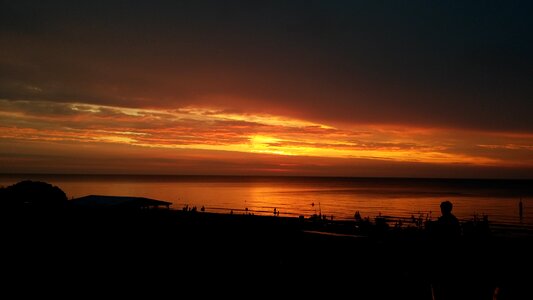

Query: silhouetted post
[519,199,523,222]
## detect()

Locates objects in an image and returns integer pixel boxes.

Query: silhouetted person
[436,200,461,239]
[430,201,464,299]
[354,211,361,221]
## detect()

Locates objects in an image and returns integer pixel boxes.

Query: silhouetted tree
[0,180,67,210]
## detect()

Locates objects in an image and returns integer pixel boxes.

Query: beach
[1,178,532,299]
[3,204,532,299]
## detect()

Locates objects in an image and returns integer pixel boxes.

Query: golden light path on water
[0,175,530,227]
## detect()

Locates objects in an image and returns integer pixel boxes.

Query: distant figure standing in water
[436,201,461,238]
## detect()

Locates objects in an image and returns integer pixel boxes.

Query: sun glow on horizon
[0,99,532,171]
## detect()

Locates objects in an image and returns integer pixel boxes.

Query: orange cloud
[1,100,532,172]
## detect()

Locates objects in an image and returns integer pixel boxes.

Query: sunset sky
[1,1,532,178]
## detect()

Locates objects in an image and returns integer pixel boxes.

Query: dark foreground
[3,209,532,299]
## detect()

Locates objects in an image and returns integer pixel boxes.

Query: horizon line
[1,173,531,181]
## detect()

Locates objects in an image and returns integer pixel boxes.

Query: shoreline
[177,207,533,238]
[3,205,532,298]
[2,176,531,227]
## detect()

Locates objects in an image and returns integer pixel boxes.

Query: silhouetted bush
[0,180,67,210]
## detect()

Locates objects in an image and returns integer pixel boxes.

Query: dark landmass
[1,181,532,299]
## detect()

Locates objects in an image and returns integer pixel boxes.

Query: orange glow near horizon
[1,99,532,173]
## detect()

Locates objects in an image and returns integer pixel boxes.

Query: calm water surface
[1,175,532,226]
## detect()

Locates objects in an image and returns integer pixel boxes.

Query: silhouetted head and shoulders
[438,201,458,222]
[436,200,461,238]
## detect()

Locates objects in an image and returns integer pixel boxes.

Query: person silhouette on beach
[430,201,464,299]
[436,200,461,238]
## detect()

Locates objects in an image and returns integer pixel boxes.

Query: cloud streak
[1,100,531,172]
[1,1,532,132]
[1,1,532,177]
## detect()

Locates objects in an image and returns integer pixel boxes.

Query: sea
[1,174,532,228]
